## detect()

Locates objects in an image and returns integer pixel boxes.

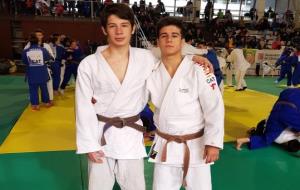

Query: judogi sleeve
[22,50,28,65]
[75,60,102,154]
[42,48,52,63]
[182,43,208,56]
[43,43,55,59]
[196,66,224,149]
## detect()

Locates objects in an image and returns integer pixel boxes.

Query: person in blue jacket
[198,42,224,92]
[60,40,84,93]
[49,33,66,95]
[140,103,156,139]
[236,88,300,151]
[22,33,53,110]
[289,46,300,86]
[274,47,293,87]
[206,48,224,87]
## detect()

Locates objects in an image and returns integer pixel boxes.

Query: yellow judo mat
[0,86,278,154]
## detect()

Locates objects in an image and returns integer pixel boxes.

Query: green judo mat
[0,144,299,190]
[0,75,299,190]
[0,76,28,145]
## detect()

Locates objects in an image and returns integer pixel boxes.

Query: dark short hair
[184,34,193,42]
[156,17,184,39]
[100,3,134,29]
[50,33,60,44]
[198,41,207,46]
[29,33,38,45]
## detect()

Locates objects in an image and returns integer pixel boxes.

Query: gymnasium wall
[0,18,12,59]
[21,18,105,49]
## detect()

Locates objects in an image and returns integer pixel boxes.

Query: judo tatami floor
[0,76,299,190]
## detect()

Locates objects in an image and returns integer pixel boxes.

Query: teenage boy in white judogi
[227,46,251,91]
[75,4,213,190]
[146,17,224,190]
[76,4,154,190]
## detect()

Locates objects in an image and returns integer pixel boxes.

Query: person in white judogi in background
[75,4,213,190]
[146,17,224,190]
[217,47,234,87]
[227,45,250,91]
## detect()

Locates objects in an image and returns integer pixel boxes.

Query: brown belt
[156,128,204,187]
[97,114,146,145]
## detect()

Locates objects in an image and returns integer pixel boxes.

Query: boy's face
[70,41,77,49]
[157,25,183,57]
[35,32,44,43]
[102,15,135,47]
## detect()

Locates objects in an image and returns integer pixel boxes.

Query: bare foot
[45,101,53,108]
[236,139,244,150]
[31,105,40,111]
[236,138,250,150]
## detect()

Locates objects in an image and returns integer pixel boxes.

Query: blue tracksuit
[289,55,300,86]
[51,44,66,91]
[249,88,300,149]
[206,50,223,86]
[60,47,83,89]
[275,53,292,86]
[22,44,52,105]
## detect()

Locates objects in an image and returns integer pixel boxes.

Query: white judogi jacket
[227,48,250,72]
[76,47,155,159]
[147,56,224,166]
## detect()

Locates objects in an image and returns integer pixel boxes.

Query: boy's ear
[132,25,136,35]
[101,27,107,35]
[181,39,185,47]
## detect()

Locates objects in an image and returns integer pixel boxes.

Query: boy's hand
[88,150,105,163]
[192,55,214,73]
[203,145,220,164]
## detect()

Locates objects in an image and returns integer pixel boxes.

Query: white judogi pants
[88,157,145,190]
[225,66,233,86]
[47,68,53,101]
[275,128,300,144]
[153,163,212,190]
[60,61,66,87]
[235,70,247,90]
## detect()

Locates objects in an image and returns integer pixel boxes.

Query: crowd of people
[19,1,300,118]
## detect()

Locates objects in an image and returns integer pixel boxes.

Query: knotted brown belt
[97,114,146,145]
[156,128,204,186]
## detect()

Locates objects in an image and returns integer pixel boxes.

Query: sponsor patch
[179,88,189,93]
[27,49,44,66]
[206,74,217,90]
[210,83,217,90]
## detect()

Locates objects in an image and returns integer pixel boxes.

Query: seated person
[236,88,300,151]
